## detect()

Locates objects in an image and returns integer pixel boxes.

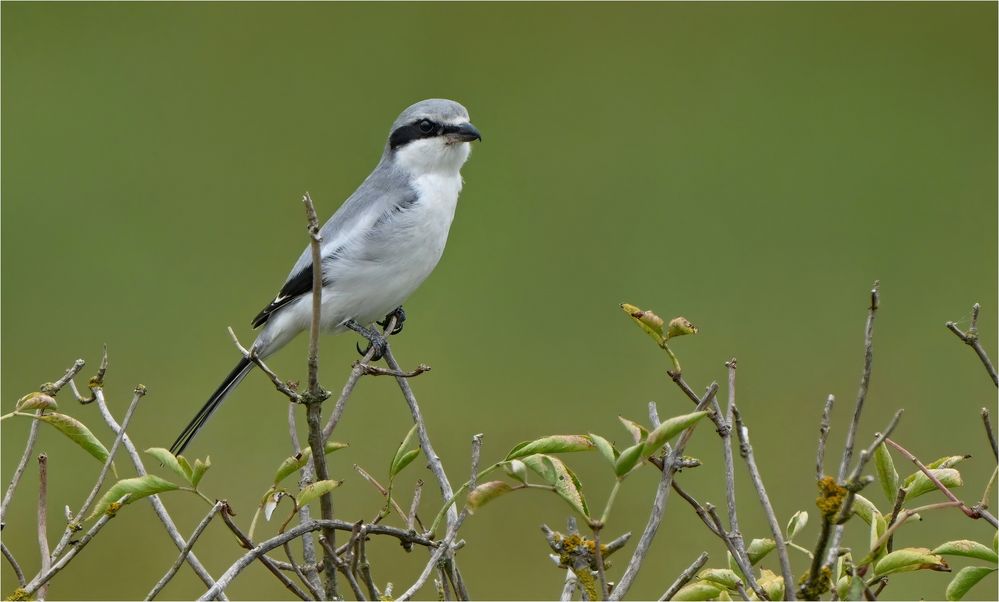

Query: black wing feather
[251,265,315,328]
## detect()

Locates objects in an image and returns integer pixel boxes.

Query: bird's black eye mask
[389,118,443,150]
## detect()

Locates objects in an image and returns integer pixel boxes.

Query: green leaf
[932,540,999,563]
[874,442,899,504]
[191,456,211,488]
[851,494,883,526]
[521,454,589,518]
[902,456,969,489]
[35,412,109,464]
[846,575,865,601]
[614,442,645,477]
[618,416,648,445]
[671,581,722,601]
[466,481,515,513]
[177,455,194,479]
[698,568,740,589]
[502,460,528,484]
[945,566,996,601]
[874,547,949,576]
[758,568,785,601]
[903,468,963,501]
[786,510,808,541]
[298,479,342,507]
[391,425,420,477]
[145,448,193,484]
[643,411,709,455]
[869,510,888,562]
[87,475,179,520]
[273,441,349,485]
[747,538,776,565]
[589,433,618,466]
[504,435,593,460]
[16,392,57,412]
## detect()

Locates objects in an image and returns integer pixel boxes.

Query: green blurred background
[3,2,996,600]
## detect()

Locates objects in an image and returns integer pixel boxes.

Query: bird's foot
[378,306,407,335]
[345,320,388,361]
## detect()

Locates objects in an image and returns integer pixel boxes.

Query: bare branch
[816,394,835,481]
[36,454,51,601]
[732,405,795,600]
[321,334,382,440]
[1,541,26,587]
[609,383,718,600]
[92,389,225,599]
[838,281,880,483]
[946,303,998,387]
[981,408,998,461]
[356,362,431,378]
[52,385,146,560]
[218,501,310,601]
[23,495,128,597]
[288,404,321,595]
[397,434,483,601]
[227,327,301,402]
[318,535,366,600]
[885,437,998,528]
[146,502,223,601]
[357,526,382,600]
[408,479,424,532]
[659,551,708,601]
[1,410,41,524]
[40,358,87,396]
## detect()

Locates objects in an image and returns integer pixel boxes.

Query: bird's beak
[444,122,482,143]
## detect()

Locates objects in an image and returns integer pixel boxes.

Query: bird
[169,98,481,456]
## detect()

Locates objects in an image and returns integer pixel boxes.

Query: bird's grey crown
[390,98,470,132]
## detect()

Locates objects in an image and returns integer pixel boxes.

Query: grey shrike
[170,98,481,455]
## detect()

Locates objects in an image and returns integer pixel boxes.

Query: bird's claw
[355,334,388,362]
[378,306,406,335]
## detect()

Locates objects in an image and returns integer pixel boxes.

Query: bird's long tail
[169,357,254,456]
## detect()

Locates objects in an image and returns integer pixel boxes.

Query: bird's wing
[251,162,413,328]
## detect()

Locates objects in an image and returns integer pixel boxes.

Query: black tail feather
[169,357,254,456]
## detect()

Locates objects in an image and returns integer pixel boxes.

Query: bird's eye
[418,119,434,134]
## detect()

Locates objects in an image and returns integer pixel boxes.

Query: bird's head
[386,99,481,175]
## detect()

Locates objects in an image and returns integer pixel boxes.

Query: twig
[353,465,419,525]
[408,479,424,532]
[397,434,483,601]
[321,334,381,440]
[41,358,87,396]
[670,480,766,598]
[36,454,51,601]
[863,500,964,566]
[659,551,709,601]
[560,568,579,601]
[732,405,795,600]
[884,437,998,527]
[218,501,309,600]
[318,535,366,601]
[146,502,223,600]
[946,303,998,387]
[1,410,41,525]
[227,328,301,402]
[356,362,431,378]
[383,344,458,532]
[302,191,323,397]
[720,359,753,582]
[816,395,835,481]
[51,385,146,560]
[357,526,381,600]
[838,282,879,483]
[981,408,998,461]
[92,389,225,599]
[1,541,26,586]
[885,487,906,552]
[1,359,84,524]
[288,404,322,596]
[609,383,718,600]
[22,495,128,597]
[592,528,609,600]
